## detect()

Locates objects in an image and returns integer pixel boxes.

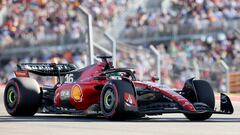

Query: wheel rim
[104,88,115,111]
[6,86,18,108]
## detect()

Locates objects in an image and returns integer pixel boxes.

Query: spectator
[0,0,128,48]
[121,0,240,38]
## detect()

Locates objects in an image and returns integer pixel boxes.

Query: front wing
[137,93,234,115]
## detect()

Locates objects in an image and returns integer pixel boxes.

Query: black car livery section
[17,63,77,76]
[17,63,96,83]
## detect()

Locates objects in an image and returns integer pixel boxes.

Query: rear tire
[184,80,215,121]
[4,77,41,116]
[100,80,137,120]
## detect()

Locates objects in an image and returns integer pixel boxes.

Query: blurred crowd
[1,34,237,91]
[0,0,128,48]
[122,0,240,38]
[0,0,240,92]
[0,0,129,85]
[118,0,240,90]
[118,32,240,90]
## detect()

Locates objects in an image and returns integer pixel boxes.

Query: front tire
[184,80,215,121]
[4,77,41,116]
[100,80,137,120]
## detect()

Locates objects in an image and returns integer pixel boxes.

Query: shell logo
[71,84,83,102]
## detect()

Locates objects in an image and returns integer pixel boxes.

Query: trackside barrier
[149,45,161,83]
[79,6,116,65]
[93,42,112,61]
[229,73,240,93]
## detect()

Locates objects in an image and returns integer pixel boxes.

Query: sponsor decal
[71,84,83,102]
[14,71,29,77]
[124,92,137,107]
[24,64,54,70]
[60,90,70,100]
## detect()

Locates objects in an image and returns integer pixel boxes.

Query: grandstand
[1,0,240,93]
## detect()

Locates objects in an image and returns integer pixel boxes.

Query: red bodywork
[51,61,197,113]
[133,81,196,112]
[54,62,106,110]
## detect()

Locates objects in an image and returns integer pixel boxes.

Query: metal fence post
[104,33,117,67]
[193,58,200,79]
[78,6,94,65]
[150,45,161,83]
[93,42,112,56]
[220,60,230,93]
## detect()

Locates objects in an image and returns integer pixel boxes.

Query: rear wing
[16,63,77,76]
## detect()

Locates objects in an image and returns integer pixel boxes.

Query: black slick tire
[100,79,137,120]
[185,80,215,121]
[4,77,41,116]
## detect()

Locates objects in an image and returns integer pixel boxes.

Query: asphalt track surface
[0,88,240,135]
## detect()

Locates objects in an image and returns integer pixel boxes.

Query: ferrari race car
[4,56,234,121]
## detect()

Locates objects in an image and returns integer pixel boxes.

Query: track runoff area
[0,86,240,135]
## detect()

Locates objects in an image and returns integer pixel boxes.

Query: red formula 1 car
[3,56,234,121]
